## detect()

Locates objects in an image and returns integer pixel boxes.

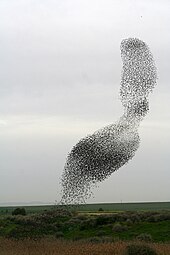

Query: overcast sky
[0,0,170,205]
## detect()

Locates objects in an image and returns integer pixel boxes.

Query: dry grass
[0,238,170,255]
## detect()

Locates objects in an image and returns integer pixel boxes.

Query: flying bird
[60,38,157,205]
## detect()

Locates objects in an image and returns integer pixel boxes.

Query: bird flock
[60,38,157,205]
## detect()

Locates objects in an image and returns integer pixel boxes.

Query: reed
[0,238,170,255]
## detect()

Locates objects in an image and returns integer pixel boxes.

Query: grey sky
[0,0,170,205]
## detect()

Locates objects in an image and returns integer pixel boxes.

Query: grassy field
[76,202,170,212]
[0,204,170,254]
[0,201,170,215]
[0,205,55,216]
[0,208,170,242]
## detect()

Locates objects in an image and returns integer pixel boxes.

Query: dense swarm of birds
[60,38,157,205]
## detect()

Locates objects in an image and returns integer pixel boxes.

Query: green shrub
[79,219,96,230]
[72,235,82,241]
[126,219,133,226]
[52,221,64,230]
[71,210,78,217]
[98,207,104,212]
[100,236,113,243]
[11,215,37,226]
[12,208,26,216]
[130,214,141,223]
[96,230,106,236]
[67,218,81,225]
[124,243,157,255]
[136,233,153,242]
[86,236,113,243]
[112,223,128,232]
[75,214,87,221]
[147,213,170,222]
[6,227,19,238]
[86,236,102,243]
[96,215,111,225]
[55,231,64,238]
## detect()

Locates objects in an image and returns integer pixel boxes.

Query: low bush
[124,243,158,255]
[87,236,102,243]
[147,213,170,222]
[12,208,26,216]
[130,214,141,223]
[126,219,133,226]
[96,230,106,236]
[86,236,113,243]
[79,219,96,230]
[136,233,153,242]
[55,231,64,238]
[75,214,87,221]
[96,215,112,225]
[100,236,113,243]
[112,223,128,233]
